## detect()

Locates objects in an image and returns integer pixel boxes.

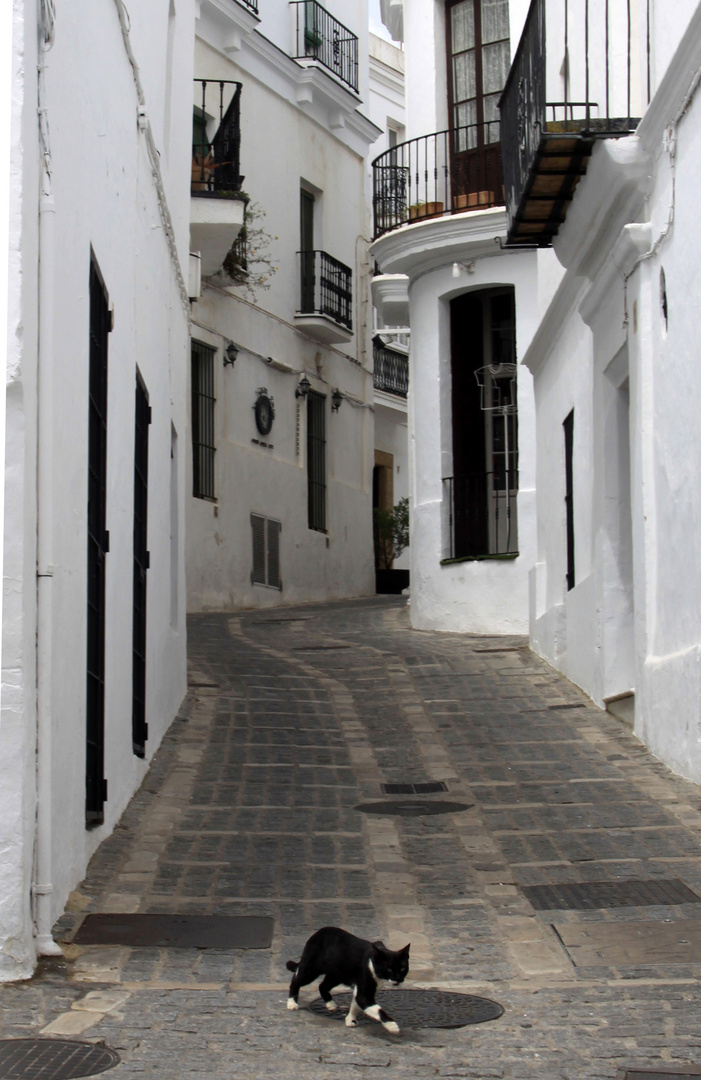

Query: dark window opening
[86,257,110,827]
[191,341,216,500]
[132,372,150,758]
[445,287,518,560]
[564,409,575,591]
[307,390,326,531]
[251,514,282,590]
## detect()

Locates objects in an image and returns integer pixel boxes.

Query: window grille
[86,258,110,826]
[191,340,216,500]
[307,390,326,531]
[132,372,151,759]
[251,514,282,590]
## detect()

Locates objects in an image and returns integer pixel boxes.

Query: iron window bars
[299,250,353,331]
[291,0,359,93]
[191,341,216,500]
[373,338,409,398]
[192,80,244,196]
[372,123,504,239]
[443,467,519,561]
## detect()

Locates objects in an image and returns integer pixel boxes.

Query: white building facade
[499,0,701,781]
[186,0,380,610]
[3,0,193,980]
[371,0,560,633]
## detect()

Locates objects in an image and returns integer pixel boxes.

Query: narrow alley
[3,596,701,1080]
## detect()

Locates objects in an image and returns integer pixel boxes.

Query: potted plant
[374,496,410,594]
[191,149,215,191]
[408,201,444,220]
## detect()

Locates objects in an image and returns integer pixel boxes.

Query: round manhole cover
[308,988,503,1029]
[355,800,473,817]
[0,1039,120,1079]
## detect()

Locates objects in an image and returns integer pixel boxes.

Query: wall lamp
[295,374,311,399]
[331,388,343,412]
[223,342,239,367]
[452,260,476,278]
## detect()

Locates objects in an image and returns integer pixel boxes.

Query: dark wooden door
[300,189,315,313]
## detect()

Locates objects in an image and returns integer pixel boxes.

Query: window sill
[440,552,519,566]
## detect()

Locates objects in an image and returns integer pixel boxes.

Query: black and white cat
[286,926,410,1034]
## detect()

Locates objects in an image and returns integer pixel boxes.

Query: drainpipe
[33,43,62,955]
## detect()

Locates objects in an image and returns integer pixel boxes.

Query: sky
[369,0,394,43]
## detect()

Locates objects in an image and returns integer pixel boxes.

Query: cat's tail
[286,960,299,973]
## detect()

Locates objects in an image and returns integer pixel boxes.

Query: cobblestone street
[4,596,701,1079]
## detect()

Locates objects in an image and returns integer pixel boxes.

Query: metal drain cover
[0,1039,119,1079]
[381,782,448,795]
[355,800,473,817]
[522,879,701,911]
[308,989,503,1029]
[72,913,273,948]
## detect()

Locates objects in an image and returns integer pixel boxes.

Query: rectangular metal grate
[73,913,273,949]
[522,878,701,911]
[382,782,448,795]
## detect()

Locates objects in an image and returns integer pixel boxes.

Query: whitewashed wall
[186,25,377,611]
[522,1,701,783]
[2,0,192,980]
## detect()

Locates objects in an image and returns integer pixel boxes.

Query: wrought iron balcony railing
[499,0,650,246]
[372,125,504,240]
[373,339,408,398]
[291,1,359,93]
[192,80,244,197]
[237,0,258,12]
[443,471,519,561]
[299,250,353,331]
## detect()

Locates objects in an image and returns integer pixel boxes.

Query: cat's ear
[401,943,410,955]
[372,940,389,953]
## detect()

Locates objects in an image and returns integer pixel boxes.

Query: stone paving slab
[3,597,701,1079]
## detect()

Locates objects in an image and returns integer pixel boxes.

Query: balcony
[237,0,258,12]
[372,125,504,240]
[373,338,408,399]
[291,0,359,94]
[295,250,353,344]
[499,0,650,247]
[442,471,519,562]
[191,80,246,276]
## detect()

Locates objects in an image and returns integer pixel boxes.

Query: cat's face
[372,942,410,986]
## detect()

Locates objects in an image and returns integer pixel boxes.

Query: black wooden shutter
[132,372,150,758]
[86,259,110,826]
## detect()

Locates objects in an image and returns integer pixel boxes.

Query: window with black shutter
[86,257,110,826]
[132,372,150,758]
[250,514,282,590]
[191,340,216,500]
[307,390,326,531]
[564,409,575,591]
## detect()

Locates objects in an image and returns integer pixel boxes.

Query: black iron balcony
[291,1,359,93]
[443,471,519,561]
[373,338,408,398]
[372,125,504,240]
[299,250,353,331]
[237,0,258,12]
[499,0,650,246]
[192,80,244,197]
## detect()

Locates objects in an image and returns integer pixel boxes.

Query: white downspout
[33,5,62,958]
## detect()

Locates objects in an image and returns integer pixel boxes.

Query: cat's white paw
[287,998,299,1011]
[325,1000,338,1012]
[345,1015,358,1027]
[384,1021,400,1035]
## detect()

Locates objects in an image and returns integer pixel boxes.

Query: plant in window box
[408,201,444,220]
[217,200,279,300]
[374,497,410,593]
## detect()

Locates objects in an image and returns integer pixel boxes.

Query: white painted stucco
[2,0,191,979]
[521,1,701,783]
[186,7,379,611]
